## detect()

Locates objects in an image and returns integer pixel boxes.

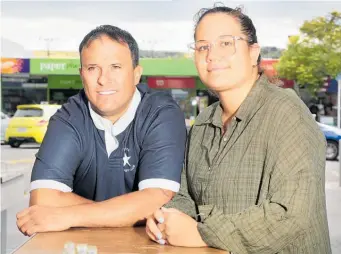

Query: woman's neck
[218,71,259,124]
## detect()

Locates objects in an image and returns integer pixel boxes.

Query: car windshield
[14,108,43,117]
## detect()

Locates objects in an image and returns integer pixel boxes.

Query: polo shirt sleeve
[138,105,187,192]
[30,115,82,192]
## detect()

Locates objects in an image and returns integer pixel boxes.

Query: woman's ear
[249,43,260,66]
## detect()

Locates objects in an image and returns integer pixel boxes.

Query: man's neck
[103,102,132,124]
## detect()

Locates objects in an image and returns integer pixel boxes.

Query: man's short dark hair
[79,25,139,68]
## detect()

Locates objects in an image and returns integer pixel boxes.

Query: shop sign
[30,59,80,75]
[1,58,30,74]
[147,77,195,89]
[260,59,279,76]
[48,75,83,89]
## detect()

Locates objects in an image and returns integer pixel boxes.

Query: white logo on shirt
[123,148,135,172]
[123,153,131,167]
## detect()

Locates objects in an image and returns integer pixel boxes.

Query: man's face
[80,35,142,121]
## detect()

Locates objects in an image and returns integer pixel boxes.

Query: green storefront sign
[48,75,83,89]
[196,78,207,89]
[30,58,208,90]
[30,59,80,75]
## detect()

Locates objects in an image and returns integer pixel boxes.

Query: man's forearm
[30,189,94,207]
[65,188,173,228]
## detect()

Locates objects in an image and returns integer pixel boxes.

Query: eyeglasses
[188,35,249,57]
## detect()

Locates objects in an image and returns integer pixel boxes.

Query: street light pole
[39,37,55,58]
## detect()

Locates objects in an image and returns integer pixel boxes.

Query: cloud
[253,17,301,48]
[1,17,194,52]
[2,15,296,53]
[2,1,339,53]
[2,17,94,51]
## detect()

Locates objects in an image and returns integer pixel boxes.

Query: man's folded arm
[30,189,94,207]
[29,115,84,207]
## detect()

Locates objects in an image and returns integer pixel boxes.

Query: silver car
[1,112,10,144]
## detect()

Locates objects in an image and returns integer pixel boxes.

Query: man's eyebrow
[83,63,98,67]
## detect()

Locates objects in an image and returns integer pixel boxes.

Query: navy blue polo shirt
[30,83,187,201]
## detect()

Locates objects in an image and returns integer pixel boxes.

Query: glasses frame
[188,35,250,57]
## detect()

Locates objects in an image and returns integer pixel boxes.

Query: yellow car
[5,104,61,148]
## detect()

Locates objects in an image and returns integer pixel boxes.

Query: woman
[146,4,331,254]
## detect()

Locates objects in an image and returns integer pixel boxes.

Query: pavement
[1,144,341,253]
[325,161,341,254]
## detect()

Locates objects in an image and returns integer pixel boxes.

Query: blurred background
[1,1,341,253]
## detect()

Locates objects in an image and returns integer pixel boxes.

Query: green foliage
[277,11,341,92]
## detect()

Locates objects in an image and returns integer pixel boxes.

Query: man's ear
[79,67,84,83]
[134,65,143,85]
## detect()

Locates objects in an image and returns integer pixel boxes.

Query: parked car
[1,112,10,144]
[5,104,61,148]
[317,122,341,160]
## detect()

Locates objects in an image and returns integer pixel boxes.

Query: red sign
[280,78,294,88]
[260,59,279,77]
[147,77,195,89]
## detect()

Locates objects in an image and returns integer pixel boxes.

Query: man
[17,25,187,236]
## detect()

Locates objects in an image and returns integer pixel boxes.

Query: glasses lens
[216,36,236,56]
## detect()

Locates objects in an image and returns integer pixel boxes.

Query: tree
[276,11,341,93]
[261,47,284,59]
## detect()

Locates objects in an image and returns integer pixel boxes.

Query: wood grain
[14,227,227,254]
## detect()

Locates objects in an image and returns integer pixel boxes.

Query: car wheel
[9,140,22,148]
[326,140,338,160]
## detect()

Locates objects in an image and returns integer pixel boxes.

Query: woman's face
[194,13,260,92]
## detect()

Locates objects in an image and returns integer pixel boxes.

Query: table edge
[0,173,24,184]
[10,233,37,254]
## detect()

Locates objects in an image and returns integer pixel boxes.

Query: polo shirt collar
[88,87,141,136]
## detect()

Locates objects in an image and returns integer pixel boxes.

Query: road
[1,144,341,253]
[1,144,38,165]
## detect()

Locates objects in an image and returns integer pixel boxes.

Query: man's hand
[16,205,72,236]
[18,188,174,235]
[146,207,208,248]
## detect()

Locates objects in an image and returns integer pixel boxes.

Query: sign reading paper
[48,75,83,89]
[1,58,30,74]
[30,59,80,75]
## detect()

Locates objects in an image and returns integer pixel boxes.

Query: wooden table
[13,227,227,253]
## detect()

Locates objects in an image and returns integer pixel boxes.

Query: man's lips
[97,90,117,95]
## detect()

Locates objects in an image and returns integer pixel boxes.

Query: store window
[49,89,81,105]
[1,88,47,116]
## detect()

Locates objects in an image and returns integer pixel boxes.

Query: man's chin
[91,104,117,116]
[98,108,119,117]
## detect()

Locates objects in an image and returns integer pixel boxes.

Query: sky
[1,0,341,53]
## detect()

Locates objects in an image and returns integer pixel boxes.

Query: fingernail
[157,233,162,240]
[157,217,164,224]
[157,239,166,245]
